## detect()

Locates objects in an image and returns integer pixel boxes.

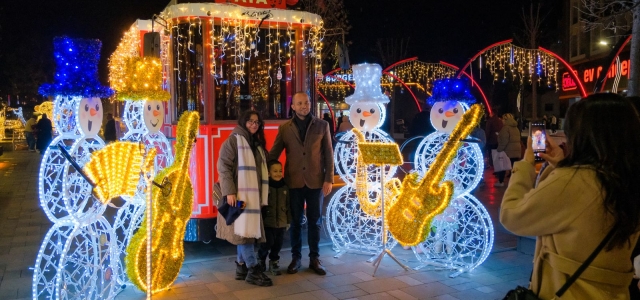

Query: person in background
[35,114,53,155]
[103,113,117,143]
[337,115,354,133]
[258,160,291,276]
[484,112,503,168]
[501,93,640,299]
[24,115,37,152]
[269,92,333,275]
[323,112,336,147]
[550,114,558,134]
[494,113,521,187]
[217,110,272,287]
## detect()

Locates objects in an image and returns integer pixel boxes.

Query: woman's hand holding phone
[538,137,564,167]
[524,137,536,165]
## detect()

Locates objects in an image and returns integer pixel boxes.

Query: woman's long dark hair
[238,110,267,150]
[558,93,640,250]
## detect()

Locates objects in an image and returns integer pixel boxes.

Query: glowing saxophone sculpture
[352,128,403,217]
[125,111,200,293]
[387,105,483,246]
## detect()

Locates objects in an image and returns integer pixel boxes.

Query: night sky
[0,0,563,95]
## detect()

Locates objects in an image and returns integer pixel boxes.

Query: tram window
[171,23,206,121]
[212,25,296,121]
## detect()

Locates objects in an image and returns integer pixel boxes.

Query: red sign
[562,72,577,91]
[214,0,285,9]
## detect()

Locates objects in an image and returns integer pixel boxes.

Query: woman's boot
[245,265,273,286]
[235,261,248,280]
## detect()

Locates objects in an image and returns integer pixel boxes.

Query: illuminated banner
[561,54,631,95]
[214,0,285,9]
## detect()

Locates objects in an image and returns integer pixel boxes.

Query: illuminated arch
[595,34,632,93]
[455,40,588,102]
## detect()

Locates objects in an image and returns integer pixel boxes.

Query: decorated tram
[110,0,324,241]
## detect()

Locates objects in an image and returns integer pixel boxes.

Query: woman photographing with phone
[217,110,273,287]
[500,93,640,299]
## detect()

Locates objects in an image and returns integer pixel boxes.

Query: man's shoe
[287,258,301,274]
[309,258,326,275]
[235,261,248,280]
[269,260,282,276]
[494,182,504,187]
[258,259,266,272]
[245,266,273,287]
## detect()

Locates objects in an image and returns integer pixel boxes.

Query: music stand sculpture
[354,131,409,275]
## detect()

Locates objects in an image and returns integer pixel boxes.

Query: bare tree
[375,38,410,68]
[298,0,351,69]
[581,0,640,96]
[516,2,550,120]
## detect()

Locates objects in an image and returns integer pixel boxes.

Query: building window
[571,2,579,24]
[570,35,578,57]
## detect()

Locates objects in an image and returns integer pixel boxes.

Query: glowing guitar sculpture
[125,111,200,293]
[387,104,483,246]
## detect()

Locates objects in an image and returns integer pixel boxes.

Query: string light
[387,104,483,247]
[126,111,200,294]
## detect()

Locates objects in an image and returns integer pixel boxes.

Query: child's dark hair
[267,159,282,169]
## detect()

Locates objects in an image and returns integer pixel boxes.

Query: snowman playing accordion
[326,63,399,256]
[411,78,494,275]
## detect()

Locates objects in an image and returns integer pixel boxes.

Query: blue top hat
[427,77,476,106]
[39,37,113,98]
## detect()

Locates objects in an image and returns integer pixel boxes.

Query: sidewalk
[0,149,531,300]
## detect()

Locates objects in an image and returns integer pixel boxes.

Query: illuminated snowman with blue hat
[326,63,399,256]
[34,37,120,299]
[411,78,493,276]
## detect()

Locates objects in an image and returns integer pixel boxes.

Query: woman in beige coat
[494,113,521,186]
[501,93,640,299]
[217,110,271,287]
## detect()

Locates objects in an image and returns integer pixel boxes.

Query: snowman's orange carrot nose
[363,111,372,117]
[445,111,455,117]
[153,110,160,117]
[90,108,97,116]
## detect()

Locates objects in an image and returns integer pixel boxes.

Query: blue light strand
[39,37,114,98]
[427,78,477,106]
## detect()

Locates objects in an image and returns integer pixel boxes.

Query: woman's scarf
[234,134,269,238]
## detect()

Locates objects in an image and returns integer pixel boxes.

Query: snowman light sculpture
[111,56,173,286]
[327,63,399,256]
[33,37,120,299]
[411,78,494,275]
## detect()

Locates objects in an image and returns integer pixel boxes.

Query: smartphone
[236,200,246,209]
[529,122,546,161]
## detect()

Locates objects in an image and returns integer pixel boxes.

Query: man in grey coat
[269,92,334,275]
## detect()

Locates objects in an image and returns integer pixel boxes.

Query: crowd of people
[23,113,53,154]
[213,92,640,298]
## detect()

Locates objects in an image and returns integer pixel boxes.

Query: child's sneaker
[268,260,282,276]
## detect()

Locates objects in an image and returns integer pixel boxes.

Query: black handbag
[502,227,616,300]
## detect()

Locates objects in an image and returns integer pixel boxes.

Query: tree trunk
[629,0,640,97]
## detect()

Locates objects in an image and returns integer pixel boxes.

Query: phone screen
[529,122,546,161]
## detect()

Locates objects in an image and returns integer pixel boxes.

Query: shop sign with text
[214,0,285,9]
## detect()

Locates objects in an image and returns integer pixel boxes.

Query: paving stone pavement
[0,149,532,300]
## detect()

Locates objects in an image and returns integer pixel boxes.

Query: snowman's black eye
[157,104,161,110]
[84,104,89,111]
[453,108,459,114]
[438,108,444,114]
[147,105,152,111]
[370,108,375,114]
[95,104,100,111]
[356,108,362,113]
